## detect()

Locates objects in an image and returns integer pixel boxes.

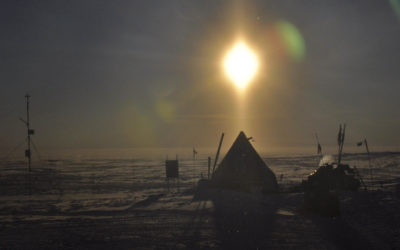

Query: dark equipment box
[165,160,179,178]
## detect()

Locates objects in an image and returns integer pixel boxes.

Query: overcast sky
[1,0,399,153]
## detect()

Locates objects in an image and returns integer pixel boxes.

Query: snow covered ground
[0,151,399,249]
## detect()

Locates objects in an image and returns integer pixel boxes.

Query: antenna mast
[24,94,34,172]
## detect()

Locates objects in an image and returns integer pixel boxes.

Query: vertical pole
[338,124,346,166]
[207,157,211,180]
[341,125,344,165]
[25,94,31,172]
[337,125,342,166]
[212,133,224,177]
[364,139,373,185]
[315,132,321,166]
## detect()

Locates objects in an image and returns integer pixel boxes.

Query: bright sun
[224,42,258,90]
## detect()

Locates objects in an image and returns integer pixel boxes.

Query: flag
[357,141,363,146]
[315,133,322,155]
[337,125,342,146]
[341,124,346,144]
[193,147,197,159]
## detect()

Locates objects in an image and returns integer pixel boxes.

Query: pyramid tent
[211,131,278,193]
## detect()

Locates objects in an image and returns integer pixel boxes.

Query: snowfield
[0,152,399,249]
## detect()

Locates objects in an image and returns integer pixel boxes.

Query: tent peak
[211,131,278,193]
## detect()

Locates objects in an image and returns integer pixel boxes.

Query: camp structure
[211,131,278,193]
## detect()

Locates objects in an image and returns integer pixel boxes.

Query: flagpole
[315,132,322,166]
[337,124,346,166]
[212,133,224,177]
[364,139,373,187]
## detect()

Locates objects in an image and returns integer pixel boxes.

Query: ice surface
[0,151,399,249]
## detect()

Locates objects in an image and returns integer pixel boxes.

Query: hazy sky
[1,0,399,153]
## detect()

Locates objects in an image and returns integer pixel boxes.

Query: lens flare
[224,42,258,90]
[390,0,400,21]
[276,21,305,62]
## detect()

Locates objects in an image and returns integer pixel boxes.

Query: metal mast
[212,132,224,177]
[24,94,34,172]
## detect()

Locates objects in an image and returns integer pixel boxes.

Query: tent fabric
[212,131,278,193]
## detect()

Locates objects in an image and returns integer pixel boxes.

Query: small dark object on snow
[165,160,179,178]
[302,163,360,216]
[302,164,360,192]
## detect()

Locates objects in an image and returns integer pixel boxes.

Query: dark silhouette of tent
[211,131,278,193]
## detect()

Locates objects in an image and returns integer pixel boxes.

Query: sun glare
[224,42,258,90]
